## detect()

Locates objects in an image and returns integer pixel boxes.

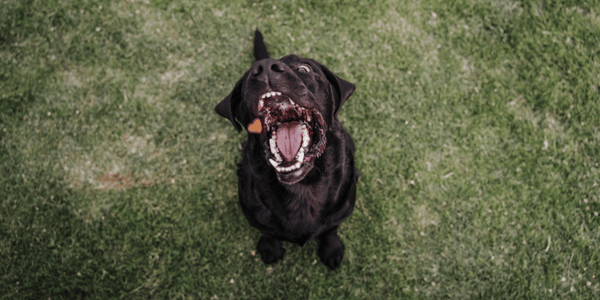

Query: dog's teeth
[296,149,304,164]
[269,159,279,168]
[258,99,264,109]
[292,161,301,171]
[270,135,283,162]
[274,160,302,173]
[289,98,295,105]
[269,137,277,155]
[301,127,310,148]
[263,91,282,99]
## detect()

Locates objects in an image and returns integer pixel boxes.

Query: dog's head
[215,54,355,184]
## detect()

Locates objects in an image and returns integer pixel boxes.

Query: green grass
[1,0,599,298]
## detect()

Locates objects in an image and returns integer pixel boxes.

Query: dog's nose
[250,59,286,82]
[269,62,285,73]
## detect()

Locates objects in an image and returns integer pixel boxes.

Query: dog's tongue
[276,122,302,161]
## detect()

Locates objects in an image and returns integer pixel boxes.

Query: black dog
[215,30,357,270]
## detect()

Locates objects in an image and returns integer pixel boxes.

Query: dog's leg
[257,235,285,264]
[317,228,344,270]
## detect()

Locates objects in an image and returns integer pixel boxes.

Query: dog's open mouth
[257,91,327,175]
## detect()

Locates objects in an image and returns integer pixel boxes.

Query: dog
[215,30,358,270]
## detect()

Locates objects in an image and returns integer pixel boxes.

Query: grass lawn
[1,0,599,298]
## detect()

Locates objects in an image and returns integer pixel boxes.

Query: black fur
[253,29,269,61]
[215,30,357,270]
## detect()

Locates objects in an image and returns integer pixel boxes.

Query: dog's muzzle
[257,91,326,175]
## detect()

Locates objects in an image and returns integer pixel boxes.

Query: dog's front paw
[257,236,285,264]
[318,231,345,270]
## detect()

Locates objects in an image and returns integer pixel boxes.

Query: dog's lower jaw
[264,127,323,185]
[276,163,314,185]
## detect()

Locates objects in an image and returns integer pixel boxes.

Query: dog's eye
[297,64,312,73]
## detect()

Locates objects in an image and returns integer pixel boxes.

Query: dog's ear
[215,72,249,132]
[313,61,355,119]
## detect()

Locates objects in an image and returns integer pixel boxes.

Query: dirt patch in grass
[63,132,167,190]
[95,172,154,190]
